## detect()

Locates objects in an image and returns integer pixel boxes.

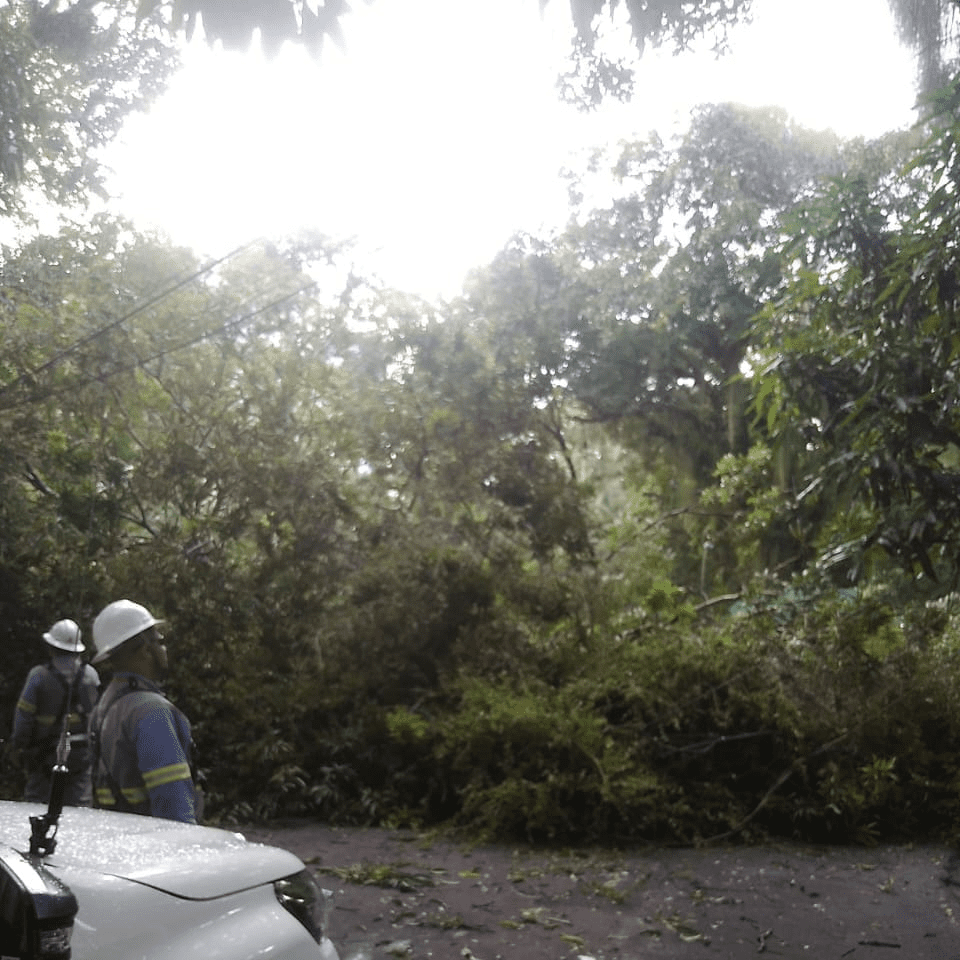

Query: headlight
[274,870,333,944]
[0,850,77,960]
[37,924,73,958]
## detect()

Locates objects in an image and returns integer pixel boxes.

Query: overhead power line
[0,238,263,403]
[130,279,320,374]
[0,278,320,412]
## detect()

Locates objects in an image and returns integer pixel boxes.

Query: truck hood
[0,801,303,899]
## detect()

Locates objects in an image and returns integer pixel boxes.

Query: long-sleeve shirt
[12,657,100,757]
[89,672,198,824]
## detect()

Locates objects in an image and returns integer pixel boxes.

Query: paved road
[240,823,960,959]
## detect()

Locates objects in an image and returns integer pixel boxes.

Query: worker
[11,619,100,806]
[88,600,199,824]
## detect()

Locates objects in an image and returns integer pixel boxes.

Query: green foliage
[0,0,176,216]
[365,568,960,845]
[132,0,752,103]
[558,104,841,475]
[9,82,960,848]
[887,0,960,93]
[560,0,753,108]
[386,707,430,745]
[754,103,960,585]
[432,675,666,840]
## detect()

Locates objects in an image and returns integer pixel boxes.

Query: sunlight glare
[101,0,918,300]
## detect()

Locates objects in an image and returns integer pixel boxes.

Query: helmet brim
[43,635,85,652]
[91,618,164,664]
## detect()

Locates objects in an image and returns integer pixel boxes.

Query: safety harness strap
[89,678,140,812]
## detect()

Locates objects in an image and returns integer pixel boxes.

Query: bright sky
[102,0,919,299]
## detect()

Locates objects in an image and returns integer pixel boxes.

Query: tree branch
[694,593,741,613]
[22,462,55,496]
[701,731,851,845]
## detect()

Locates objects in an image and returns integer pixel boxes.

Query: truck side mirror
[0,849,77,959]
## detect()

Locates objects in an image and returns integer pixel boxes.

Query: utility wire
[1,278,320,411]
[0,237,263,402]
[131,279,319,373]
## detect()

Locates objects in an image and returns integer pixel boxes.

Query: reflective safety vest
[89,673,198,824]
[12,660,100,772]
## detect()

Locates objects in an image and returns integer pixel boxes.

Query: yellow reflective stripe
[121,786,148,804]
[35,714,56,727]
[142,762,191,791]
[97,785,149,807]
[17,699,36,715]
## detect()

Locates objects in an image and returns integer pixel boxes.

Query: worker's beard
[150,643,170,683]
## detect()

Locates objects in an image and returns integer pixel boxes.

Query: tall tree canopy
[755,96,960,587]
[132,0,753,56]
[5,101,960,840]
[0,0,177,217]
[125,0,957,109]
[888,0,960,92]
[5,0,960,846]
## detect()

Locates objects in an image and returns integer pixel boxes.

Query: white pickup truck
[0,800,339,960]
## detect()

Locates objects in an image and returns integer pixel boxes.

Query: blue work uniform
[89,672,198,824]
[12,656,100,806]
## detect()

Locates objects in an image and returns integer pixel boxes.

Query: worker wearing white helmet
[11,618,100,806]
[88,600,199,824]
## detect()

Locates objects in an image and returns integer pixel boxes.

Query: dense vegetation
[5,0,960,846]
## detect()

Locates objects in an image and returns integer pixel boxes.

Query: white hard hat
[92,600,164,665]
[43,619,84,653]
